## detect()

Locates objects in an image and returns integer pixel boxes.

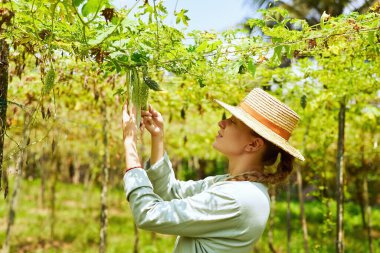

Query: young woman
[122,88,304,253]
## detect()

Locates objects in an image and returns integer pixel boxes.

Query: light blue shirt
[124,153,270,253]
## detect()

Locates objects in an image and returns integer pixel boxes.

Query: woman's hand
[142,105,164,165]
[122,103,138,145]
[122,102,141,169]
[142,105,164,138]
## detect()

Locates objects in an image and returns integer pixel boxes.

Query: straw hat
[215,88,304,161]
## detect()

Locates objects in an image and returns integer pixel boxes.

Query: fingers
[141,110,152,117]
[139,121,145,131]
[125,103,160,126]
[123,99,131,116]
[142,115,154,125]
[148,104,159,117]
[142,105,158,118]
[123,104,130,123]
[122,102,137,124]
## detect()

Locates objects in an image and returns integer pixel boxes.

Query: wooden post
[361,138,373,253]
[99,103,109,253]
[39,149,47,209]
[2,112,29,253]
[134,223,139,253]
[286,181,291,253]
[268,186,278,253]
[0,37,8,195]
[336,100,346,253]
[363,174,373,253]
[297,165,309,253]
[50,143,60,240]
[299,119,310,253]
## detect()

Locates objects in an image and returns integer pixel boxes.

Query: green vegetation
[0,179,176,253]
[1,179,378,253]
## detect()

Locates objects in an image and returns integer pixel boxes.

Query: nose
[218,119,226,129]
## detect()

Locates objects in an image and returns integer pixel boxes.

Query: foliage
[0,0,379,251]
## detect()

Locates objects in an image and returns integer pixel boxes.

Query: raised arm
[141,105,227,200]
[144,152,227,200]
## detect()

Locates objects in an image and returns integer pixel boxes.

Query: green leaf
[300,94,307,109]
[121,18,137,28]
[109,58,121,73]
[81,0,101,17]
[272,45,283,64]
[88,25,115,45]
[131,51,149,65]
[208,40,222,51]
[197,78,205,88]
[283,45,292,58]
[157,3,168,14]
[247,59,256,77]
[195,41,208,53]
[143,76,162,91]
[113,87,126,96]
[229,61,243,74]
[320,11,329,29]
[175,9,190,26]
[73,0,85,7]
[238,64,247,74]
[246,18,266,29]
[368,31,375,45]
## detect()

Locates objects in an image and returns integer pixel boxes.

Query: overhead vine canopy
[1,0,379,171]
[0,0,377,143]
[0,1,379,252]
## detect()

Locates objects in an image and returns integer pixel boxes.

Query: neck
[228,154,264,177]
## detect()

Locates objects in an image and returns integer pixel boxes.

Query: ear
[245,137,265,152]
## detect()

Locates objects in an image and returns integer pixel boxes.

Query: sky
[111,0,256,31]
[111,0,370,32]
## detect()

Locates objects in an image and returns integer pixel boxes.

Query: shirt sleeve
[144,152,228,200]
[124,169,242,238]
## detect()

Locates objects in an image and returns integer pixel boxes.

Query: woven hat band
[239,102,291,140]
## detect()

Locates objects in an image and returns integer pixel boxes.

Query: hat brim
[215,99,305,161]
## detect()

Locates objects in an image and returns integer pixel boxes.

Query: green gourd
[43,67,56,94]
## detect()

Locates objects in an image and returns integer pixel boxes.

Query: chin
[212,141,220,151]
[212,141,224,155]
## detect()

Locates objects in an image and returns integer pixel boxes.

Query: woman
[123,88,304,253]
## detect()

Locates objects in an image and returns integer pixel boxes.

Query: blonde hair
[227,131,294,184]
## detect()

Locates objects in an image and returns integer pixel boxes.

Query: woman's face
[212,115,255,157]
